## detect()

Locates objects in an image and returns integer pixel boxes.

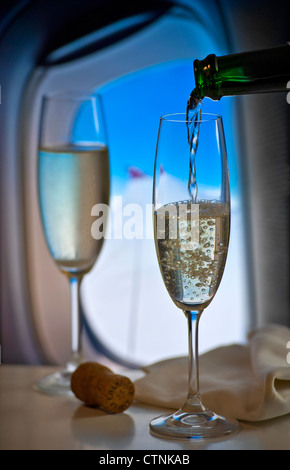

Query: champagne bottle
[192,43,290,101]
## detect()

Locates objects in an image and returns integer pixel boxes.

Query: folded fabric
[134,324,290,421]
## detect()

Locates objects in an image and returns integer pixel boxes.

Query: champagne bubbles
[155,200,230,310]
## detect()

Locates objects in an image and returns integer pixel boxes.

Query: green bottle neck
[194,44,290,100]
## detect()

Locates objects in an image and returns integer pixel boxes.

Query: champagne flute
[150,112,239,439]
[36,92,110,395]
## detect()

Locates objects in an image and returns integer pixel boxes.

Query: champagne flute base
[35,353,83,396]
[149,408,240,441]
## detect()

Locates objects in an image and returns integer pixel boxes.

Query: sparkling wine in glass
[150,112,240,439]
[36,92,110,395]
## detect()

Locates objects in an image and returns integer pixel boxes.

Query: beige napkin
[134,324,290,421]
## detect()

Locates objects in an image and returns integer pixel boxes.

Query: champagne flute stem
[183,310,205,413]
[68,275,83,368]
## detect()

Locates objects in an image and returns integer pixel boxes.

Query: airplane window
[23,7,248,366]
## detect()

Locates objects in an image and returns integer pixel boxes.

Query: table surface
[1,364,290,451]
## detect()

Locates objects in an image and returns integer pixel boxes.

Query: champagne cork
[71,362,135,413]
